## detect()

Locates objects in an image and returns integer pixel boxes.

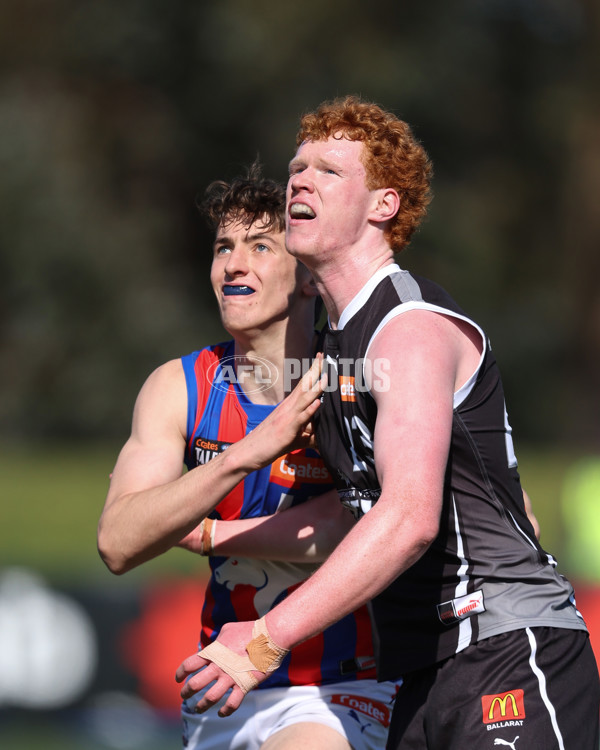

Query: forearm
[264,498,436,650]
[176,502,435,718]
[178,490,354,562]
[98,437,269,574]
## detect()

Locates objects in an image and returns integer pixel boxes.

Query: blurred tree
[559,0,600,444]
[0,0,597,447]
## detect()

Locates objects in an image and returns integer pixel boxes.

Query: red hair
[296,96,433,252]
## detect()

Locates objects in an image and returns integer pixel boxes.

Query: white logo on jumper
[214,556,314,616]
[453,589,485,619]
[494,737,519,750]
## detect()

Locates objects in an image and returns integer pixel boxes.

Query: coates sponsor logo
[331,694,391,727]
[270,453,331,485]
[482,689,525,727]
[325,355,391,394]
[195,437,220,453]
[193,437,231,466]
[339,375,356,402]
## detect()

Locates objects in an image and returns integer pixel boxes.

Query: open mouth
[289,202,316,220]
[223,285,255,296]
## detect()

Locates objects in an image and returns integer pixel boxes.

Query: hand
[248,354,325,466]
[176,621,269,717]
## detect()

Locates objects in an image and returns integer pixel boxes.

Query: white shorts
[181,679,401,750]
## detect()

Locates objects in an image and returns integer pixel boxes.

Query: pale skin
[97,218,326,574]
[98,214,362,749]
[177,307,480,716]
[176,135,540,719]
[97,351,326,573]
[180,489,354,561]
[260,723,352,750]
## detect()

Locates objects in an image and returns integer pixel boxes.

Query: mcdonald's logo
[481,689,525,724]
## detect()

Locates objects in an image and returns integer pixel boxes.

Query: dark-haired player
[98,163,399,750]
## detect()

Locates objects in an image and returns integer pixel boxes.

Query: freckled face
[210,216,301,335]
[286,137,376,260]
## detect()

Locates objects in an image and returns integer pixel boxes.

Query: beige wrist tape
[197,617,289,694]
[199,517,216,556]
[246,617,289,673]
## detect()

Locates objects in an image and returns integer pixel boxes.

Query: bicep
[105,361,188,504]
[368,314,457,528]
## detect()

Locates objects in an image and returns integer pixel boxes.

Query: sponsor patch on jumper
[339,375,357,402]
[437,589,485,625]
[193,436,231,465]
[269,453,331,486]
[482,689,526,729]
[330,694,391,727]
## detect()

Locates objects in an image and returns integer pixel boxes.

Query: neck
[303,240,395,328]
[231,314,315,405]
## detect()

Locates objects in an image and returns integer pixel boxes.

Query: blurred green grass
[516,445,575,561]
[0,442,208,586]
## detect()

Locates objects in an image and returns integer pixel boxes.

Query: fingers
[188,682,245,717]
[217,687,245,717]
[180,662,231,702]
[302,352,326,395]
[184,666,236,712]
[293,354,326,419]
[179,662,246,716]
[175,653,208,683]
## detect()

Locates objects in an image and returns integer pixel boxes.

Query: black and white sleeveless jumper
[315,264,586,680]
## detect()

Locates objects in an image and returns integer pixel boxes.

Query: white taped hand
[197,617,289,695]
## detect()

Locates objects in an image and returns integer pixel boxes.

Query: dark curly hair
[199,160,286,234]
[296,96,433,252]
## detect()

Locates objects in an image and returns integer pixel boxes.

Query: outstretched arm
[177,489,355,562]
[98,355,325,574]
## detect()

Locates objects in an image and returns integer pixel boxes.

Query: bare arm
[523,488,541,540]
[263,312,465,639]
[98,356,324,574]
[177,489,355,562]
[177,311,481,714]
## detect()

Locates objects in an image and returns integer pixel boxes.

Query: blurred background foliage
[1,0,599,448]
[1,1,600,747]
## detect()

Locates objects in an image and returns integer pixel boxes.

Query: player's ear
[302,275,320,298]
[369,188,400,224]
[297,262,320,298]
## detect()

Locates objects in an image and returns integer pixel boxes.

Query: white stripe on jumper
[452,494,472,651]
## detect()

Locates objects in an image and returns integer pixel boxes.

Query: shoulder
[125,358,189,445]
[142,357,186,392]
[369,307,462,356]
[367,308,483,397]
